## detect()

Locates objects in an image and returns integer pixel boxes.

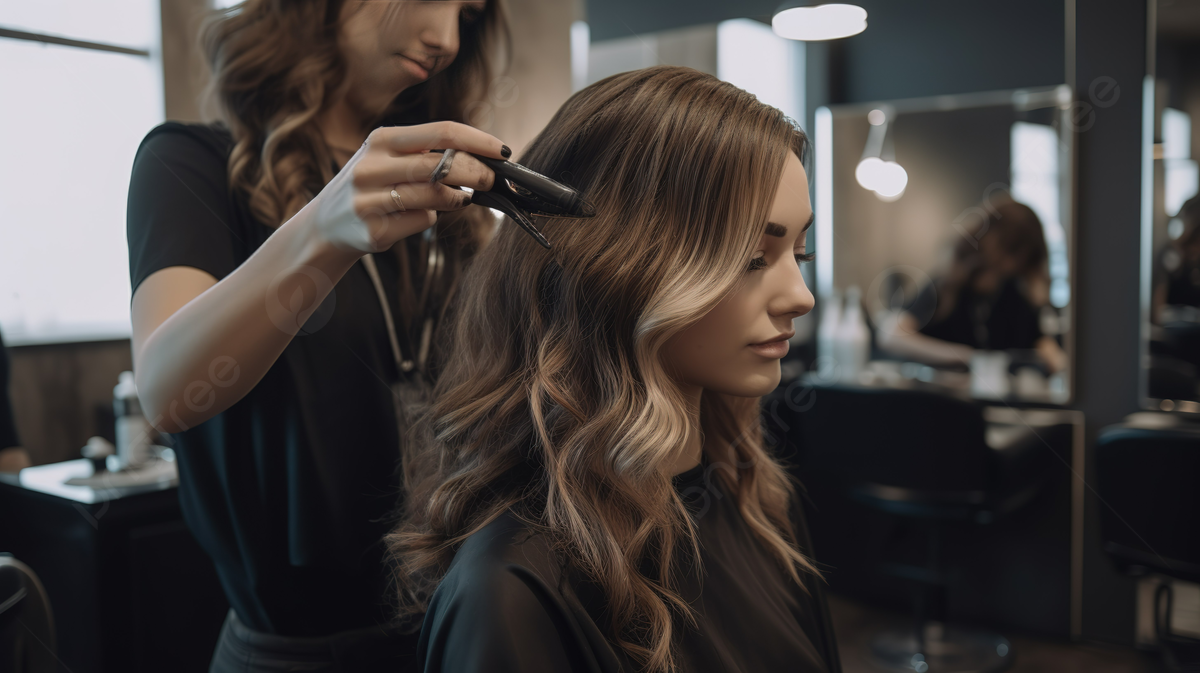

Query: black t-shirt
[1157,244,1200,309]
[913,276,1044,351]
[418,464,840,673]
[126,122,410,636]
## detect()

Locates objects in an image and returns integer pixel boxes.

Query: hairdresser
[125,1,507,670]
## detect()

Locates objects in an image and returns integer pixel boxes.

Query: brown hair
[1175,194,1200,262]
[937,197,1050,320]
[200,0,507,346]
[200,0,507,228]
[387,66,817,672]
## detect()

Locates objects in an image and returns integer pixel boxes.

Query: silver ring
[429,149,457,184]
[389,187,406,212]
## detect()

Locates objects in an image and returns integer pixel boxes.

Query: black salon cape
[127,122,411,640]
[418,464,841,673]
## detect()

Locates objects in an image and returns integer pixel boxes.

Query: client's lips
[749,331,794,359]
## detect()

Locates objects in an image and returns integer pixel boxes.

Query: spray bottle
[112,371,154,471]
[836,286,870,383]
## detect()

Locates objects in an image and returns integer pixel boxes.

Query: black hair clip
[468,155,595,249]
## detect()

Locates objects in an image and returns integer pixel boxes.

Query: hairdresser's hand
[309,121,508,253]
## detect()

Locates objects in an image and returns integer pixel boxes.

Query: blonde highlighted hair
[388,66,817,672]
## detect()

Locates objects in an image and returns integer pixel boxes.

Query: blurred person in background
[125,1,510,670]
[878,197,1066,373]
[1153,193,1200,319]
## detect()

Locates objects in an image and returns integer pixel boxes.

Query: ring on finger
[429,149,457,184]
[389,186,406,212]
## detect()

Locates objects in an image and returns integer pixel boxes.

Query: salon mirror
[813,86,1075,404]
[1139,0,1200,414]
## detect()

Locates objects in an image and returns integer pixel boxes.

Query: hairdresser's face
[338,1,484,117]
[662,152,816,398]
[979,235,1023,278]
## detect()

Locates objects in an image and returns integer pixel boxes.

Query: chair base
[867,621,1014,673]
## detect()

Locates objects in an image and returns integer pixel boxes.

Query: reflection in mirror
[1142,0,1200,414]
[814,86,1074,404]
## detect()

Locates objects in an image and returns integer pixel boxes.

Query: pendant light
[772,2,868,41]
[855,107,908,201]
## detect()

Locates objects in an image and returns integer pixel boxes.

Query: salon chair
[0,554,56,673]
[794,385,1057,673]
[1096,420,1200,673]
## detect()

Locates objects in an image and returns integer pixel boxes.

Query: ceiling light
[772,3,868,41]
[872,161,908,199]
[856,157,886,191]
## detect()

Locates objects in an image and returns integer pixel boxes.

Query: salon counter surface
[796,364,1072,408]
[0,459,227,673]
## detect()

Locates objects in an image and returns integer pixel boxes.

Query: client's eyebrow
[765,212,815,238]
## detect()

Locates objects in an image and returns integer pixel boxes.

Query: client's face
[662,152,815,398]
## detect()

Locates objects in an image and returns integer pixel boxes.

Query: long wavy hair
[387,66,818,672]
[201,0,506,227]
[200,0,507,350]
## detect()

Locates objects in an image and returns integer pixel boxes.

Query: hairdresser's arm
[1035,336,1067,374]
[132,122,503,433]
[876,311,975,368]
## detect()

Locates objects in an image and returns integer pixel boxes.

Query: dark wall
[1073,0,1149,646]
[587,0,1065,104]
[586,0,778,41]
[830,0,1065,104]
[8,340,131,465]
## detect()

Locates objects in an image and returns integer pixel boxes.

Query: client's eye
[795,252,816,264]
[748,254,768,272]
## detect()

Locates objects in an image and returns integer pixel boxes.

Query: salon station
[1,1,1198,672]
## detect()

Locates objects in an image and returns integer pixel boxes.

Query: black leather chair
[793,384,1058,673]
[0,554,56,673]
[1096,420,1200,673]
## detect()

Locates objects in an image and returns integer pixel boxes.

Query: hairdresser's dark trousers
[209,609,420,672]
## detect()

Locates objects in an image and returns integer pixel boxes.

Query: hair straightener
[432,150,595,249]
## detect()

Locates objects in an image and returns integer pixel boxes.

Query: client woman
[387,66,841,673]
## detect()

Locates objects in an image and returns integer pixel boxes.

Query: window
[579,18,804,127]
[1163,107,1198,219]
[0,1,163,344]
[716,19,803,125]
[1011,121,1070,308]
